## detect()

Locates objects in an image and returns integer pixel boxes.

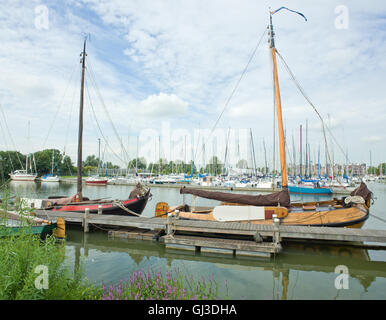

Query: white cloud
[136,93,188,118]
[361,136,384,143]
[0,0,386,166]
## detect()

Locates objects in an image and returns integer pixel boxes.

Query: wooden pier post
[166,213,173,237]
[84,208,90,233]
[272,214,280,245]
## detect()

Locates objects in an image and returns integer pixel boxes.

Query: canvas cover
[180,187,291,207]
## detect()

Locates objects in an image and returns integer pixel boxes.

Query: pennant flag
[270,6,307,21]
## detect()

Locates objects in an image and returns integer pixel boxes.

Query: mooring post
[98,205,102,215]
[272,214,280,245]
[166,212,173,237]
[192,195,196,212]
[84,208,90,233]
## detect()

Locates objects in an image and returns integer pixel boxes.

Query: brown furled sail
[350,182,372,203]
[180,187,291,207]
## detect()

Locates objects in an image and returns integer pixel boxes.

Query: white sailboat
[41,150,60,182]
[9,153,37,181]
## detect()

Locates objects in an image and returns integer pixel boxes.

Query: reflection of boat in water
[65,229,384,299]
[154,9,373,229]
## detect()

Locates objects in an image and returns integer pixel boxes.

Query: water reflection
[65,228,386,299]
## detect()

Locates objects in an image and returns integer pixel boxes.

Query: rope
[195,27,267,162]
[112,200,142,217]
[344,196,365,205]
[0,104,24,168]
[86,58,130,164]
[85,76,127,165]
[275,49,350,177]
[370,214,386,224]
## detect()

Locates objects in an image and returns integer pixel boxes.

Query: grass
[0,185,229,300]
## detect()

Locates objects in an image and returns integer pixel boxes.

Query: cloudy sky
[0,0,385,169]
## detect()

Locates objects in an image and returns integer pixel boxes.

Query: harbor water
[4,180,386,299]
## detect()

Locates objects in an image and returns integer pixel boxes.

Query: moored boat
[9,170,37,181]
[85,175,108,185]
[153,8,374,229]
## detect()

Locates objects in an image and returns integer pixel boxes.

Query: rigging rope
[41,58,79,150]
[195,28,267,163]
[86,58,130,165]
[275,49,334,169]
[275,50,351,176]
[84,76,128,165]
[0,104,24,168]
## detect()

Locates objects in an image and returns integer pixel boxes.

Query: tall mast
[269,13,288,188]
[77,36,87,199]
[305,119,308,178]
[299,124,303,178]
[263,138,268,176]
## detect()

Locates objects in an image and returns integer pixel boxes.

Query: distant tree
[0,151,26,180]
[60,155,75,176]
[83,155,100,167]
[128,157,147,171]
[34,149,63,175]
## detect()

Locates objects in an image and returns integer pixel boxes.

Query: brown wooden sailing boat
[42,37,151,216]
[154,9,372,228]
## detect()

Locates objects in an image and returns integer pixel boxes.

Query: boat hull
[166,202,369,229]
[85,180,108,185]
[289,185,332,195]
[0,223,57,238]
[9,174,37,181]
[51,191,151,216]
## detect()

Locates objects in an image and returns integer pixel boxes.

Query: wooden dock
[35,209,386,258]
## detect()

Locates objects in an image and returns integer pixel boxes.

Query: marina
[0,1,385,303]
[2,178,386,299]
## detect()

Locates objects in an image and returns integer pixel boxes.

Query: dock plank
[35,210,386,244]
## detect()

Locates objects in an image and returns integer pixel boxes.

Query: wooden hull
[51,191,151,216]
[171,202,369,229]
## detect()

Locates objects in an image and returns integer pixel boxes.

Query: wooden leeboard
[213,205,265,222]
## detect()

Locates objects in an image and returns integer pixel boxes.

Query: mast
[76,36,87,200]
[292,133,296,177]
[250,129,258,179]
[305,119,308,178]
[269,13,288,188]
[263,138,268,176]
[299,124,302,178]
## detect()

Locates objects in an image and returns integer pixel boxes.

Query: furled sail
[180,187,291,207]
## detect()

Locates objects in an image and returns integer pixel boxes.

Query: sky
[0,0,385,170]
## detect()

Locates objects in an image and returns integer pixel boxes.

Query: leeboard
[213,205,265,222]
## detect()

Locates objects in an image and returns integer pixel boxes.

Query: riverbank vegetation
[0,230,224,300]
[0,188,226,300]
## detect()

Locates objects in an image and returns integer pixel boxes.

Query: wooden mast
[76,37,87,201]
[269,13,288,188]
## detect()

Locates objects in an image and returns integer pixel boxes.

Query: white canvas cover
[213,205,265,222]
